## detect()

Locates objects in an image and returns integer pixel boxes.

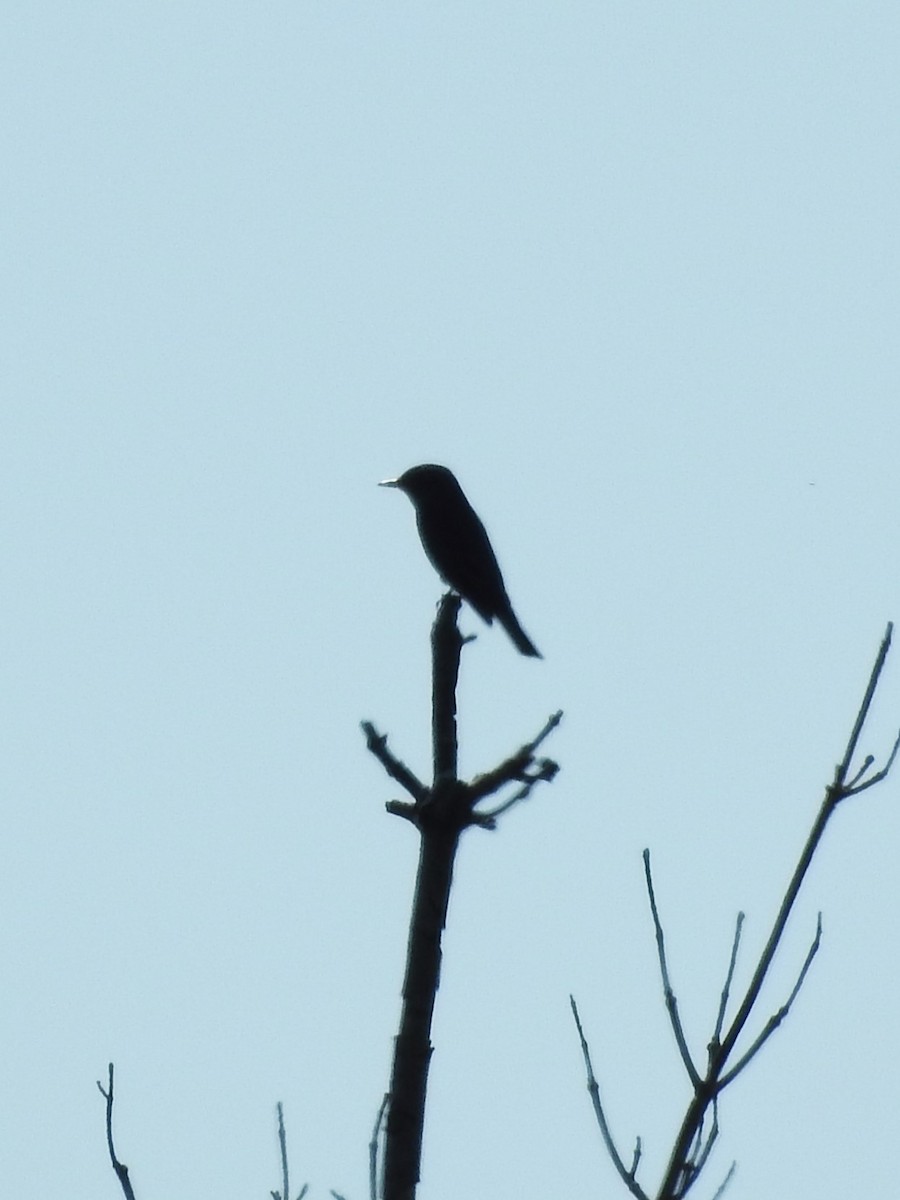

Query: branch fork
[574,622,899,1200]
[364,593,561,1199]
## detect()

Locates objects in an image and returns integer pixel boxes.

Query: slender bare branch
[630,1137,643,1178]
[269,1102,309,1200]
[846,726,900,795]
[715,624,896,1076]
[370,1093,389,1200]
[570,996,650,1200]
[652,624,898,1200]
[710,913,744,1055]
[275,1102,289,1200]
[709,1161,737,1200]
[846,754,875,789]
[474,757,560,823]
[719,914,822,1088]
[96,1064,137,1200]
[643,851,701,1088]
[361,722,428,804]
[690,1095,719,1177]
[834,622,892,787]
[468,711,563,803]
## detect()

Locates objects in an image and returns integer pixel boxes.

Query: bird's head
[379,464,461,505]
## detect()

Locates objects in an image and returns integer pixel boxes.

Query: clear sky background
[2,4,899,1198]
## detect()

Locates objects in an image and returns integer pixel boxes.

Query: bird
[380,464,542,658]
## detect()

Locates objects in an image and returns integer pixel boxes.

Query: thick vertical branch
[432,593,462,779]
[370,592,560,1198]
[382,824,460,1200]
[382,594,465,1200]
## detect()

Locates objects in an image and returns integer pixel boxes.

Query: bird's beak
[379,477,400,488]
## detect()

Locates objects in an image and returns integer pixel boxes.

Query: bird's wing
[416,501,507,623]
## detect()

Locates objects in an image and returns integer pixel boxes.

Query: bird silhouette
[380,464,541,658]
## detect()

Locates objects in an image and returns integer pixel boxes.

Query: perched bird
[380,464,541,658]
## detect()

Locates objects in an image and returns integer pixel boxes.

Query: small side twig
[575,622,898,1200]
[570,996,650,1200]
[469,710,563,804]
[474,756,560,824]
[96,1063,137,1200]
[369,1093,389,1200]
[719,913,822,1087]
[643,851,700,1088]
[709,1160,737,1200]
[270,1102,309,1200]
[689,1094,719,1178]
[361,722,428,804]
[710,913,744,1057]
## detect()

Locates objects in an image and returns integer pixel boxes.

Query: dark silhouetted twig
[370,1093,389,1200]
[96,1063,136,1200]
[719,913,822,1088]
[711,913,744,1055]
[574,622,899,1200]
[709,1160,737,1200]
[571,996,649,1200]
[366,593,560,1200]
[643,851,701,1089]
[360,723,428,805]
[270,1102,309,1200]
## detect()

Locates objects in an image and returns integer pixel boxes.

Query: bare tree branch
[719,913,822,1088]
[269,1102,309,1200]
[474,751,561,824]
[643,851,701,1089]
[570,996,650,1200]
[575,622,899,1200]
[834,622,892,787]
[653,623,899,1200]
[361,723,428,805]
[710,914,744,1056]
[709,1161,737,1200]
[370,1093,389,1200]
[468,710,563,804]
[96,1064,136,1200]
[689,1096,719,1179]
[372,594,561,1199]
[845,726,900,795]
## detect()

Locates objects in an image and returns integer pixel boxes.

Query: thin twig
[643,851,701,1088]
[570,996,650,1200]
[275,1102,289,1200]
[690,1094,719,1177]
[96,1064,137,1200]
[630,1137,643,1177]
[475,758,560,823]
[655,625,897,1200]
[720,913,823,1087]
[270,1102,309,1200]
[834,622,892,787]
[369,1093,389,1200]
[846,727,900,795]
[711,913,744,1055]
[468,711,563,802]
[714,622,894,1073]
[709,1161,737,1200]
[361,722,428,803]
[846,754,875,789]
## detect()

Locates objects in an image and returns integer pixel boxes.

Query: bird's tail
[498,607,542,658]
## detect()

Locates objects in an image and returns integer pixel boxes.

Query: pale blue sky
[1,4,899,1197]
